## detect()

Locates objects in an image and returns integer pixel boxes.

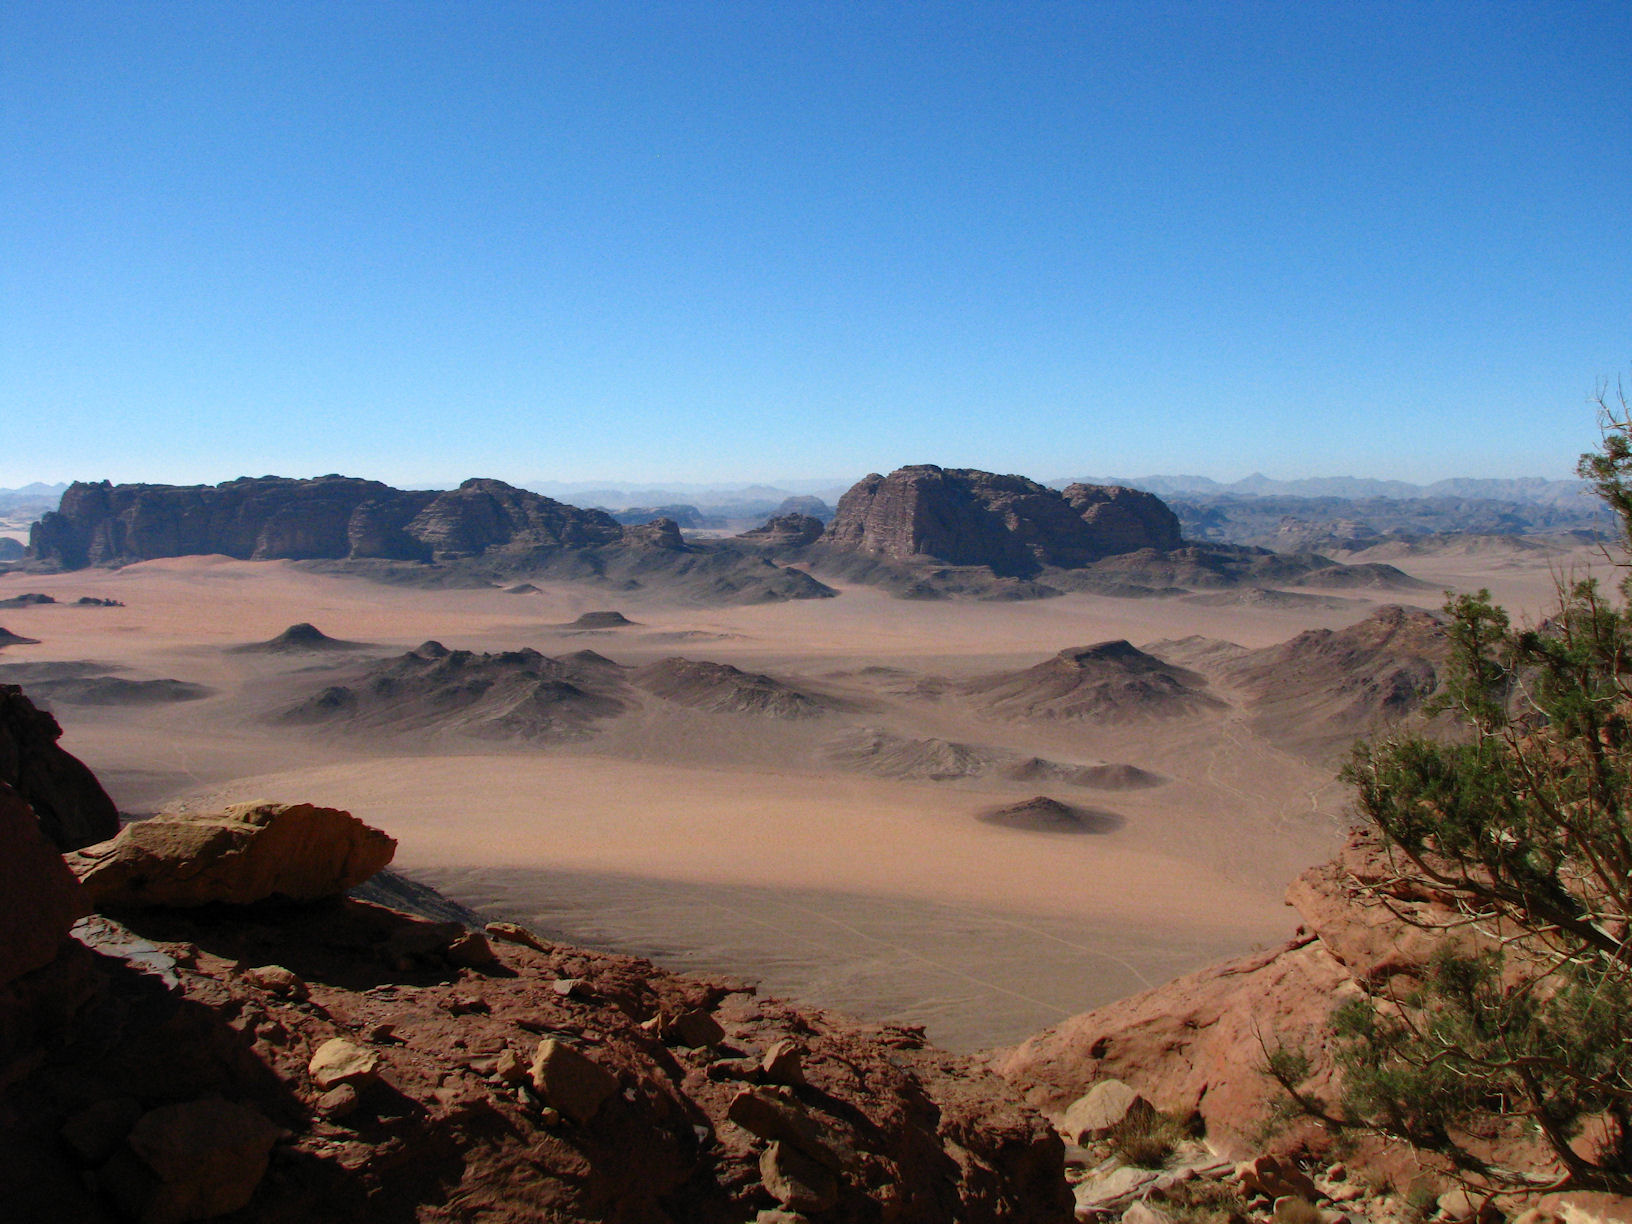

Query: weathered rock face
[0,782,86,988]
[992,830,1466,1162]
[823,466,1182,574]
[29,475,626,568]
[67,801,397,908]
[1062,483,1183,554]
[0,684,120,850]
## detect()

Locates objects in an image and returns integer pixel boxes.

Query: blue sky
[3,1,1628,490]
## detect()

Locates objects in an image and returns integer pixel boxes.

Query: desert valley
[1,469,1594,1050]
[2,466,1620,1223]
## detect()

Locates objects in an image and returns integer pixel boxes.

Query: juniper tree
[1279,383,1632,1192]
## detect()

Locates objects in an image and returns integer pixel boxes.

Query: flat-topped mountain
[823,466,1181,575]
[29,475,629,568]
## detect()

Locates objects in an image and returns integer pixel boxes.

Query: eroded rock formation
[822,466,1182,574]
[29,476,626,568]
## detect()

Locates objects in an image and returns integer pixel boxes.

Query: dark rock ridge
[29,475,627,568]
[823,466,1182,575]
[0,627,39,649]
[0,685,120,850]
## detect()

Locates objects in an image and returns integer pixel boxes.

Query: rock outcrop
[823,466,1182,574]
[28,476,626,568]
[67,802,397,908]
[0,684,120,850]
[993,830,1471,1162]
[0,782,85,987]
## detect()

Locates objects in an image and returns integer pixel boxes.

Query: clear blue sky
[3,1,1628,490]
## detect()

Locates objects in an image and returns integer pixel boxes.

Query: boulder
[0,684,120,850]
[1239,1155,1321,1202]
[528,1038,619,1123]
[0,782,86,987]
[761,1039,805,1086]
[67,801,395,908]
[308,1038,380,1090]
[760,1141,838,1212]
[726,1089,857,1173]
[124,1097,280,1224]
[1059,1078,1153,1142]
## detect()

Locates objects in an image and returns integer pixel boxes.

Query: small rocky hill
[232,622,374,654]
[1218,605,1450,757]
[283,642,633,742]
[1142,606,1452,761]
[633,658,842,719]
[963,641,1224,723]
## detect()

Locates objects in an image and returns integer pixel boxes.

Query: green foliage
[1316,387,1632,1192]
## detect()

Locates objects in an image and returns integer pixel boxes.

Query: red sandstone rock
[67,801,396,908]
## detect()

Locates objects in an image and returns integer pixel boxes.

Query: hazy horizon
[4,2,1628,489]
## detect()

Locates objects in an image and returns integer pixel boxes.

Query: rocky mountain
[26,477,838,606]
[1,757,1070,1221]
[29,476,629,568]
[822,467,1181,576]
[1218,605,1451,757]
[632,658,843,719]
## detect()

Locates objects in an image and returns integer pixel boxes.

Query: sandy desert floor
[0,541,1602,1049]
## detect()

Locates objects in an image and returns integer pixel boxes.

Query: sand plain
[0,542,1602,1049]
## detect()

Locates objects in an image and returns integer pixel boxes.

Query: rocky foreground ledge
[1,781,1070,1223]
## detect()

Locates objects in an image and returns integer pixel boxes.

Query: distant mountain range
[1052,473,1589,508]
